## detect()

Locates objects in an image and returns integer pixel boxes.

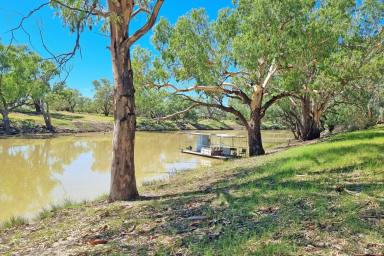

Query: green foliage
[76,96,98,113]
[92,78,113,116]
[0,44,40,112]
[151,1,339,132]
[48,83,82,113]
[132,46,199,121]
[2,1,382,134]
[30,60,58,101]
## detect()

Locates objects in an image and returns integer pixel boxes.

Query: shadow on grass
[14,111,84,121]
[50,112,84,121]
[98,133,384,255]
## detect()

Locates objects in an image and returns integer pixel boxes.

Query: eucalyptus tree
[278,0,384,140]
[31,60,59,131]
[0,44,39,133]
[93,78,113,116]
[45,0,165,201]
[49,85,81,112]
[152,1,313,155]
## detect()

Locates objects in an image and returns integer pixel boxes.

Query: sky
[0,0,233,97]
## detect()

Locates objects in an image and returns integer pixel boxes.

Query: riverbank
[0,111,244,135]
[1,127,383,255]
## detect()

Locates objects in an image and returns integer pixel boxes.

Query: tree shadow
[50,112,84,121]
[84,131,384,254]
[13,111,84,121]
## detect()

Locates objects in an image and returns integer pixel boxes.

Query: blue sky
[0,0,233,97]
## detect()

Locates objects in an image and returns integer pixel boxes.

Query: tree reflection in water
[88,132,220,184]
[0,137,87,221]
[1,131,270,222]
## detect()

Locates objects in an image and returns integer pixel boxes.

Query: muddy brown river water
[0,130,293,222]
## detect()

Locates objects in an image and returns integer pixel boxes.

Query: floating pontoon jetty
[181,132,248,160]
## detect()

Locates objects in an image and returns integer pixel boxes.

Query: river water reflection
[0,130,292,222]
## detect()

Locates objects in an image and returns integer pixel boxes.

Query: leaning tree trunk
[1,109,11,134]
[109,43,139,201]
[40,100,54,132]
[34,100,42,113]
[103,106,109,116]
[247,111,265,156]
[300,96,321,141]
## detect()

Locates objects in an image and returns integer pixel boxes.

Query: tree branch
[261,92,292,117]
[50,0,109,17]
[261,59,278,89]
[124,0,164,47]
[131,5,150,18]
[156,103,199,121]
[153,82,252,106]
[38,22,81,68]
[177,94,249,128]
[223,70,251,78]
[7,2,50,47]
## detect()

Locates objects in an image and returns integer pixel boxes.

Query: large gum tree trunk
[107,0,163,201]
[247,113,265,156]
[109,43,138,201]
[248,85,265,156]
[300,96,321,141]
[1,109,11,134]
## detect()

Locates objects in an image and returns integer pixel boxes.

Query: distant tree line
[0,43,214,134]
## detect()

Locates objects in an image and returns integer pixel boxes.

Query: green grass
[0,216,27,229]
[0,127,383,255]
[195,119,240,130]
[5,111,113,133]
[37,198,86,221]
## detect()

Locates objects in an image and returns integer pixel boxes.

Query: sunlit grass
[178,127,384,255]
[9,111,113,126]
[5,111,242,132]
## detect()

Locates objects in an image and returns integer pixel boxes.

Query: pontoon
[181,132,248,160]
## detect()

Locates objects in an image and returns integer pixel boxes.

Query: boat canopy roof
[187,132,246,138]
[215,134,246,138]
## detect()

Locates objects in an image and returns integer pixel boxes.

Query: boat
[181,132,248,160]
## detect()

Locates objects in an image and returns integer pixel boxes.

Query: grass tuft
[1,216,27,229]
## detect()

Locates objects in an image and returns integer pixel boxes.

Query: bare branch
[177,94,250,128]
[223,70,251,78]
[156,104,199,121]
[7,2,50,47]
[153,82,252,106]
[38,20,81,69]
[7,1,86,70]
[261,59,278,89]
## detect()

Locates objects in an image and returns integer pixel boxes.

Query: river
[0,130,293,222]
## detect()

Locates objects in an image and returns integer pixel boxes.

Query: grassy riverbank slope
[1,127,383,255]
[0,111,242,134]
